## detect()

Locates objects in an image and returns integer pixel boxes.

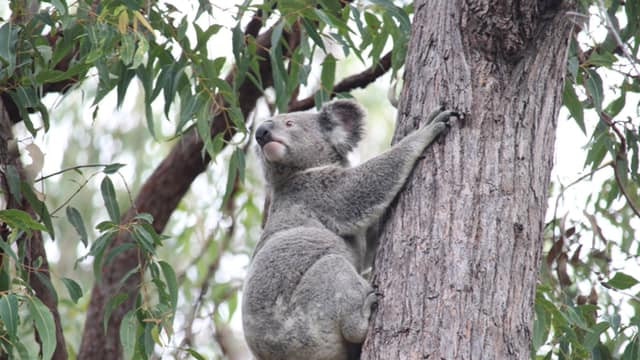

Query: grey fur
[243,100,456,360]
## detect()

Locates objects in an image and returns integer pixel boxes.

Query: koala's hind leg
[292,254,375,345]
[341,290,377,344]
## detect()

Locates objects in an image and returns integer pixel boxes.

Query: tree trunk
[362,1,575,358]
[1,82,68,360]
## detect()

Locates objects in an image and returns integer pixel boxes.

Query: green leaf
[196,101,213,155]
[370,20,389,63]
[49,0,68,15]
[133,213,154,224]
[222,149,245,207]
[0,239,18,263]
[592,344,613,360]
[27,297,56,360]
[14,340,30,359]
[0,294,19,341]
[101,177,121,223]
[66,206,88,247]
[563,81,585,134]
[21,183,55,239]
[369,0,411,31]
[301,18,326,51]
[120,34,136,65]
[9,87,39,136]
[533,301,550,350]
[6,165,22,203]
[120,311,138,360]
[61,278,83,304]
[231,24,245,67]
[320,54,336,97]
[186,349,207,360]
[584,322,610,350]
[0,209,47,232]
[227,291,238,319]
[116,66,136,109]
[132,225,156,255]
[605,272,639,290]
[117,266,141,290]
[96,221,118,232]
[0,23,18,76]
[89,231,117,282]
[585,131,612,171]
[33,271,58,304]
[586,52,616,68]
[103,243,136,268]
[104,293,129,333]
[131,34,148,69]
[270,21,288,112]
[622,333,640,360]
[103,163,126,174]
[585,69,604,111]
[158,261,178,314]
[605,91,626,118]
[562,305,589,330]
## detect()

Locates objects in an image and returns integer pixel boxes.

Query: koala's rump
[242,227,369,360]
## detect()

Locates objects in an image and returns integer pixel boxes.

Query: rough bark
[362,1,575,359]
[0,101,68,360]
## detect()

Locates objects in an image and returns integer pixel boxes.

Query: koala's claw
[362,291,380,318]
[426,107,460,125]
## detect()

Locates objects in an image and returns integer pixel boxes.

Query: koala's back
[242,227,370,360]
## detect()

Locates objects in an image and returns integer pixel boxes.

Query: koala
[242,100,457,360]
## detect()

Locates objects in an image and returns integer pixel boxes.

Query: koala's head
[255,100,364,183]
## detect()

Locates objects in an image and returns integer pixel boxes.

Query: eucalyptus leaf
[0,294,19,341]
[158,261,178,314]
[61,278,83,304]
[66,206,88,247]
[120,311,138,360]
[606,272,639,290]
[100,177,121,223]
[563,81,585,134]
[27,297,56,360]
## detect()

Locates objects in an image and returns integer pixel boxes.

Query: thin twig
[35,163,115,182]
[551,161,612,221]
[599,112,640,218]
[50,173,99,215]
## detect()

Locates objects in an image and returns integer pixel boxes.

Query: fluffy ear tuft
[318,100,365,156]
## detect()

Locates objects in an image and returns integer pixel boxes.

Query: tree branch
[288,51,393,112]
[0,107,69,360]
[599,112,640,218]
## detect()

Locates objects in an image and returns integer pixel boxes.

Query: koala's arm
[316,110,456,235]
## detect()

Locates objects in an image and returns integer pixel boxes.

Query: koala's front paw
[418,109,459,144]
[429,110,460,126]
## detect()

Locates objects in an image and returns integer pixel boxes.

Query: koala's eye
[285,120,294,127]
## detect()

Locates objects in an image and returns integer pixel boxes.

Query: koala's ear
[319,100,365,155]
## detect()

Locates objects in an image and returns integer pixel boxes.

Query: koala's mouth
[259,135,287,150]
[261,141,287,162]
[260,139,284,148]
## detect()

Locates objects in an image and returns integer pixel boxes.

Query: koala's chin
[262,141,287,162]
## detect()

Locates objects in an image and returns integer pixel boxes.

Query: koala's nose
[255,121,274,147]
